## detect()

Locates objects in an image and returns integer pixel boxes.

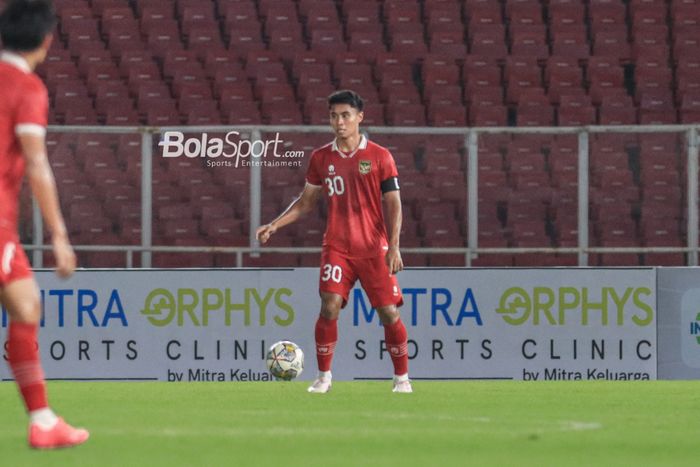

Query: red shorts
[318,248,403,309]
[0,231,33,288]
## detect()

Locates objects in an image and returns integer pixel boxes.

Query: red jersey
[0,52,49,232]
[306,135,399,258]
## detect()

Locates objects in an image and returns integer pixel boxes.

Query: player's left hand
[256,223,277,244]
[385,246,403,275]
[52,234,76,278]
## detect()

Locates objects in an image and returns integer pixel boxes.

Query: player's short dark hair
[328,90,364,112]
[0,0,56,52]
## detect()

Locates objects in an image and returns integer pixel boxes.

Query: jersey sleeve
[305,150,323,186]
[15,77,48,137]
[379,149,399,181]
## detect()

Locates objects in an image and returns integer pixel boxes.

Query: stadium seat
[551,29,590,59]
[638,90,677,123]
[471,254,515,267]
[469,105,508,126]
[593,31,632,61]
[470,30,508,59]
[390,32,428,61]
[510,28,549,60]
[427,105,468,127]
[557,94,596,125]
[465,1,503,27]
[589,1,627,31]
[429,30,468,58]
[596,239,643,266]
[516,103,555,126]
[344,3,382,32]
[425,3,464,37]
[680,91,700,122]
[426,84,463,108]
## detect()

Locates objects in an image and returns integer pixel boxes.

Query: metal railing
[25,123,700,267]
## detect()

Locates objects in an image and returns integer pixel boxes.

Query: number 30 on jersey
[321,264,342,283]
[324,176,345,196]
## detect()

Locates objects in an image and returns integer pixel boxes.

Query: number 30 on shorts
[321,264,342,283]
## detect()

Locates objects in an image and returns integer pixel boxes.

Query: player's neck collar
[0,51,31,73]
[332,134,368,158]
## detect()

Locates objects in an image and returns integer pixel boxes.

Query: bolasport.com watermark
[158,131,305,168]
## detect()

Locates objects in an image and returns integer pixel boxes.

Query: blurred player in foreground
[257,90,411,393]
[0,0,89,449]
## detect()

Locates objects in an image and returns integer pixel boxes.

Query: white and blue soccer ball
[266,341,304,381]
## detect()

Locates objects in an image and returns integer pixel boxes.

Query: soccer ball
[266,341,304,381]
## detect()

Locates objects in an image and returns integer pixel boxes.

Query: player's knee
[2,282,42,324]
[319,304,340,320]
[320,309,340,320]
[7,297,41,324]
[319,295,342,320]
[377,306,399,325]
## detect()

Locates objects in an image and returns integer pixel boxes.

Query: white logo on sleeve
[2,242,16,275]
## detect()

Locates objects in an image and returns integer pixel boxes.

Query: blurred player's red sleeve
[15,78,48,130]
[305,150,322,186]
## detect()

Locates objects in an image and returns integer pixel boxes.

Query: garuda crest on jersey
[359,160,372,175]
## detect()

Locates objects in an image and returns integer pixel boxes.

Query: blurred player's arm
[256,183,322,244]
[18,131,76,278]
[383,189,404,274]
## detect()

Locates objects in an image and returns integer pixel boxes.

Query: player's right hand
[52,234,76,278]
[256,223,277,244]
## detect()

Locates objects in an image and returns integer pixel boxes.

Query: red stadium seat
[385,104,426,126]
[589,2,627,33]
[466,1,503,27]
[470,30,508,58]
[381,83,421,105]
[344,4,383,34]
[510,29,549,59]
[596,240,642,267]
[549,2,585,29]
[557,94,596,125]
[310,30,347,61]
[391,32,429,61]
[425,85,463,109]
[546,56,584,101]
[515,103,554,126]
[348,31,387,59]
[679,91,700,122]
[592,31,632,61]
[428,30,468,58]
[303,1,341,28]
[469,105,507,126]
[551,30,590,59]
[425,3,464,36]
[335,62,374,88]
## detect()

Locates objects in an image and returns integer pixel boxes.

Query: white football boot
[392,375,413,393]
[307,372,332,393]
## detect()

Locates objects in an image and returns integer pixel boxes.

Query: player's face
[329,104,363,139]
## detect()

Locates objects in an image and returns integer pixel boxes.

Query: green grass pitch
[0,381,698,466]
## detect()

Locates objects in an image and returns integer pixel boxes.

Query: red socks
[314,315,338,372]
[315,315,409,376]
[384,318,409,376]
[7,322,48,412]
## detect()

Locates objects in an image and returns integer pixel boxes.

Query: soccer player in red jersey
[0,0,89,448]
[257,90,412,393]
